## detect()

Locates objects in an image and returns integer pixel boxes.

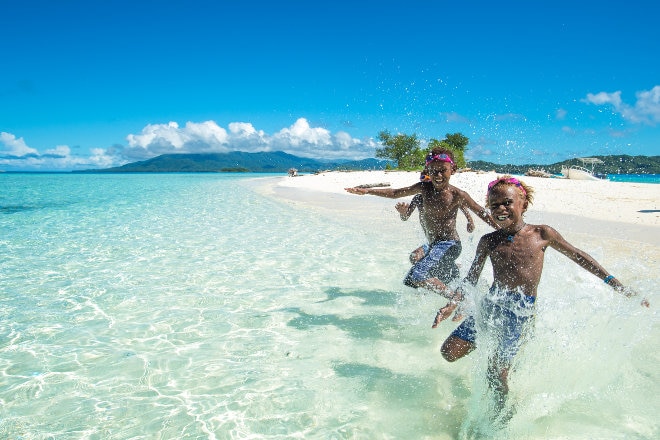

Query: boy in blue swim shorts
[432,176,649,413]
[403,239,463,286]
[346,148,497,295]
[449,287,536,363]
[397,186,475,285]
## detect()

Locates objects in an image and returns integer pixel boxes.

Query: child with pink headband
[345,148,498,292]
[397,167,475,265]
[431,175,649,418]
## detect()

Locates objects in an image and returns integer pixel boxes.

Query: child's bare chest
[492,236,546,268]
[422,191,457,211]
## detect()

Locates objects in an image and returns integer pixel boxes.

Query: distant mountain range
[469,155,660,175]
[78,151,395,173]
[77,151,660,174]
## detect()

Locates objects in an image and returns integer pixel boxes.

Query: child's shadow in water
[283,306,398,340]
[283,286,402,340]
[282,287,471,436]
[315,286,400,307]
[333,361,432,393]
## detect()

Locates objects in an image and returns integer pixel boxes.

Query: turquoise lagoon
[1,173,657,439]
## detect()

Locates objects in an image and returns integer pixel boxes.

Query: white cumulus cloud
[583,85,660,125]
[0,135,117,170]
[584,91,622,106]
[226,122,269,151]
[123,117,376,161]
[272,118,333,147]
[0,132,39,157]
[0,117,379,170]
[125,121,230,159]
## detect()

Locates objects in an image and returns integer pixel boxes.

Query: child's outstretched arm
[458,190,498,229]
[543,225,650,307]
[345,183,420,199]
[432,235,491,328]
[460,205,475,232]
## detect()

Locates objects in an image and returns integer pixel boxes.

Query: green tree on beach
[375,131,423,170]
[376,131,470,170]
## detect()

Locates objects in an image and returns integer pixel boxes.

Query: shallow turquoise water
[1,173,657,439]
[607,174,660,184]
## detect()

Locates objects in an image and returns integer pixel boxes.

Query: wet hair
[487,175,534,205]
[425,147,457,172]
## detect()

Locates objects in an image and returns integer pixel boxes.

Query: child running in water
[345,148,497,292]
[396,178,474,269]
[431,175,650,412]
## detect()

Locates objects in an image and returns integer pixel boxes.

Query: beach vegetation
[376,131,471,170]
[375,131,424,170]
[468,155,660,175]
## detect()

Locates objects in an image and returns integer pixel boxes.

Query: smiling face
[426,161,454,189]
[487,184,528,230]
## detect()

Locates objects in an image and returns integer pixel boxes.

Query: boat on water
[561,157,608,181]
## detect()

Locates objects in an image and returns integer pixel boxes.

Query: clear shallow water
[607,174,660,184]
[1,173,657,439]
[546,174,660,184]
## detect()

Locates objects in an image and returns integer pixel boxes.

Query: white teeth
[497,215,508,221]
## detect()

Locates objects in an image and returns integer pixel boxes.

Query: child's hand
[613,284,649,308]
[452,303,465,321]
[467,219,475,233]
[345,187,369,195]
[409,246,425,264]
[395,202,410,215]
[432,302,458,328]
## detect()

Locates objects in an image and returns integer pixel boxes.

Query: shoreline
[249,170,660,247]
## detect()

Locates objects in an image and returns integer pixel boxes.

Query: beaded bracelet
[603,275,615,283]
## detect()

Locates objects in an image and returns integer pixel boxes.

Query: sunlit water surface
[1,173,657,439]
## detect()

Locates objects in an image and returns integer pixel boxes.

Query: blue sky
[1,0,659,171]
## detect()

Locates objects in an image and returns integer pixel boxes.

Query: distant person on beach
[431,175,650,413]
[345,148,498,292]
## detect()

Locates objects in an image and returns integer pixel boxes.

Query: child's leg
[441,315,476,361]
[441,335,475,362]
[487,360,510,396]
[405,241,460,286]
[487,358,512,417]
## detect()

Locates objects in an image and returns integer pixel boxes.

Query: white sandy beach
[263,170,660,246]
[248,170,660,293]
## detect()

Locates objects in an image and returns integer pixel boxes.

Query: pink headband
[487,177,527,197]
[425,153,454,166]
